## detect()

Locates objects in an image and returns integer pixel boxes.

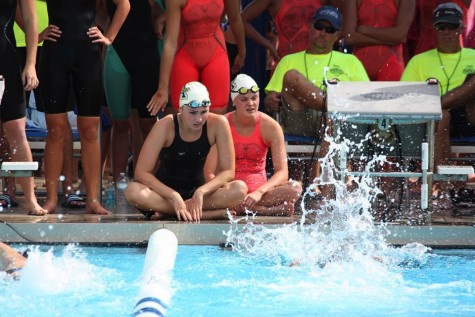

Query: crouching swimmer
[125,82,247,221]
[206,74,303,216]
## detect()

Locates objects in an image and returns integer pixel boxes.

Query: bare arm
[134,116,184,203]
[197,115,235,197]
[442,74,475,110]
[18,0,38,91]
[149,0,166,39]
[255,114,288,195]
[147,0,185,115]
[357,0,415,44]
[264,91,282,112]
[102,0,130,44]
[343,0,415,47]
[225,0,246,74]
[241,0,279,60]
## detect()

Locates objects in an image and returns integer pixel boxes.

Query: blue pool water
[1,244,474,317]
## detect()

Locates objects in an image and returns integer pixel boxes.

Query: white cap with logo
[179,81,211,108]
[230,74,259,101]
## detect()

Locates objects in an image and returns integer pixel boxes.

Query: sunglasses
[232,85,259,95]
[312,22,337,34]
[183,100,211,108]
[434,23,461,31]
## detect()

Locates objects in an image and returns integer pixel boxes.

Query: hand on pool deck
[146,209,234,221]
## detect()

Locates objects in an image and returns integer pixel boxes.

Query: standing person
[264,6,369,191]
[103,0,162,183]
[207,74,302,216]
[342,0,416,81]
[146,0,246,115]
[126,82,247,221]
[39,0,130,214]
[0,0,47,215]
[241,0,342,70]
[401,2,475,205]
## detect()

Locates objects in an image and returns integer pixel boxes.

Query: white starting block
[0,161,39,177]
[437,165,474,175]
[326,81,444,211]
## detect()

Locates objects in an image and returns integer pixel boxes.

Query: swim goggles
[231,85,260,95]
[183,100,211,108]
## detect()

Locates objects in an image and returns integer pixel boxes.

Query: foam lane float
[132,229,178,317]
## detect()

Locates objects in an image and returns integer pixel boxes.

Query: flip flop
[0,194,19,208]
[62,194,87,209]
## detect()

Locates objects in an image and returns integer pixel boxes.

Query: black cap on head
[433,2,463,26]
[312,6,342,30]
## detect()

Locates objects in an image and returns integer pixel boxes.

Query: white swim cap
[230,74,259,101]
[179,81,211,108]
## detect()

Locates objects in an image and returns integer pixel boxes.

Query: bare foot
[275,202,295,216]
[86,201,112,215]
[42,199,58,214]
[27,202,49,216]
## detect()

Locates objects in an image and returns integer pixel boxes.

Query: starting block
[0,161,39,177]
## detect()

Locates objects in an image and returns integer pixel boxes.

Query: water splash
[225,105,431,271]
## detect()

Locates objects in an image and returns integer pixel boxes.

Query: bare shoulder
[156,114,175,129]
[149,114,175,139]
[260,112,284,143]
[260,111,282,131]
[207,113,229,127]
[169,0,186,8]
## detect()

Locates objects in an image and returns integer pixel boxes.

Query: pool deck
[1,197,474,248]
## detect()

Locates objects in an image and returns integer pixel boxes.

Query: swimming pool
[1,243,474,317]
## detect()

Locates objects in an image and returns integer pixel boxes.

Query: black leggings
[39,40,103,116]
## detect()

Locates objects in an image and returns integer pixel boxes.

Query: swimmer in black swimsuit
[0,242,26,280]
[125,82,247,221]
[39,0,130,215]
[0,0,47,215]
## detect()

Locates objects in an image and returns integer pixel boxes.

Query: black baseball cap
[433,2,463,26]
[312,6,342,30]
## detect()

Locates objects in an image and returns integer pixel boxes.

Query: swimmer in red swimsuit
[147,0,246,115]
[343,0,415,81]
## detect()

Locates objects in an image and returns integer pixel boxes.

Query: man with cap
[401,2,475,207]
[264,5,369,191]
[206,74,303,216]
[126,82,247,221]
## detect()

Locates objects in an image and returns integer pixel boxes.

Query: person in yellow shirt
[401,2,475,207]
[264,6,369,196]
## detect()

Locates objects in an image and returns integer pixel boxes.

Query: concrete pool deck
[1,199,474,248]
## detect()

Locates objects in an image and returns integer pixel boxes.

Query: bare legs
[111,111,155,182]
[236,181,303,216]
[0,123,16,198]
[281,69,325,112]
[3,118,47,215]
[125,180,247,220]
[43,113,110,214]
